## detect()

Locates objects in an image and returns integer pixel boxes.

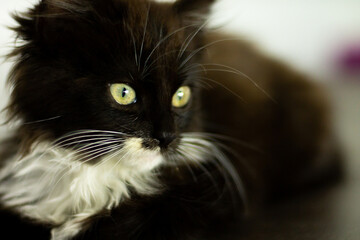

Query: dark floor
[216,82,360,239]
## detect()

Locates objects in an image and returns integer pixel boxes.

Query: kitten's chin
[107,138,164,172]
[124,151,163,172]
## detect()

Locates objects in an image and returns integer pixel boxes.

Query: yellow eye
[172,86,191,108]
[110,83,137,105]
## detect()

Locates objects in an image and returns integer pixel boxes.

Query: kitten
[0,0,341,239]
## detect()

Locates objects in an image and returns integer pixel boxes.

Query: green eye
[172,86,191,108]
[110,83,137,105]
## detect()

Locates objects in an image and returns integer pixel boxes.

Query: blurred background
[0,0,359,238]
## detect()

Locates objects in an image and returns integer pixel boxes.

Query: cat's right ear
[174,0,216,23]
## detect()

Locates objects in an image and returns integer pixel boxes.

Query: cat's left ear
[174,0,216,21]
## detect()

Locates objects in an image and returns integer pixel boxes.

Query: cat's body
[0,0,341,239]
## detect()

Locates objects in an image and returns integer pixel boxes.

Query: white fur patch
[0,138,164,240]
[0,132,244,240]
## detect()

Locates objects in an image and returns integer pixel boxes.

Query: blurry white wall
[1,0,360,115]
[211,0,360,81]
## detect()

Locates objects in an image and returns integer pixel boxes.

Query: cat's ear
[174,0,216,20]
[11,0,126,45]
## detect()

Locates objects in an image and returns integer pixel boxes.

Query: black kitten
[0,0,340,239]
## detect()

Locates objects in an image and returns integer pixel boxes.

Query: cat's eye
[172,86,191,108]
[110,83,137,105]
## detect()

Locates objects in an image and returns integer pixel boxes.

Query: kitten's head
[7,0,215,169]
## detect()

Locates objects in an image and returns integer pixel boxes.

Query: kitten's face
[9,0,214,168]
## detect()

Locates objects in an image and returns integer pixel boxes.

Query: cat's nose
[142,132,176,150]
[142,138,160,150]
[157,132,176,148]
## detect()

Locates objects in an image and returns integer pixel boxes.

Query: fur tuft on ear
[41,0,92,14]
[173,0,216,26]
[174,0,216,16]
[44,0,126,16]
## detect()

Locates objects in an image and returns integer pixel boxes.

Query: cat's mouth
[139,151,162,162]
[55,131,168,172]
[106,138,164,172]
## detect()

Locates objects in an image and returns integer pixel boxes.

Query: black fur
[0,0,341,239]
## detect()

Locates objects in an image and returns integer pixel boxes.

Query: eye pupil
[177,91,184,100]
[122,88,128,98]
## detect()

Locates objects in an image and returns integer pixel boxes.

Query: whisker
[138,4,151,71]
[182,135,256,188]
[22,116,62,125]
[195,79,213,90]
[142,24,198,75]
[201,63,276,103]
[71,141,123,159]
[45,144,123,199]
[62,129,130,136]
[178,20,209,60]
[177,140,239,207]
[184,132,262,153]
[177,147,221,194]
[27,130,127,186]
[178,62,207,78]
[21,133,123,168]
[94,146,128,170]
[73,144,122,166]
[129,27,138,67]
[180,133,249,211]
[171,149,199,183]
[210,145,248,210]
[58,137,123,149]
[55,131,124,142]
[40,142,122,174]
[106,149,132,175]
[54,130,129,145]
[142,50,180,75]
[178,38,240,71]
[199,76,246,102]
[53,136,121,151]
[188,66,274,103]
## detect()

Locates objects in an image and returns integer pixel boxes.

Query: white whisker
[200,76,246,102]
[177,133,249,210]
[177,148,221,193]
[178,20,209,60]
[129,28,139,67]
[201,63,276,102]
[178,38,239,70]
[138,4,151,71]
[171,149,199,183]
[73,143,122,163]
[142,24,198,75]
[142,49,180,76]
[45,145,122,200]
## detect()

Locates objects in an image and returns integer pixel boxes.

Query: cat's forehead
[18,0,205,85]
[110,1,197,84]
[123,1,185,46]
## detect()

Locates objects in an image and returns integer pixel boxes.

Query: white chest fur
[0,138,163,240]
[0,133,232,240]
